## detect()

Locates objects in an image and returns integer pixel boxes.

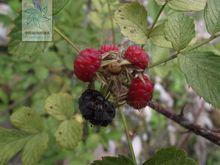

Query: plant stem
[149,34,220,69]
[107,0,116,44]
[54,26,80,54]
[148,1,168,37]
[120,109,137,164]
[148,101,220,146]
[148,53,178,69]
[187,33,220,51]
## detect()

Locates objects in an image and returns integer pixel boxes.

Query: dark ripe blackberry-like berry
[79,89,115,126]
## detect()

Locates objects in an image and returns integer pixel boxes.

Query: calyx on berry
[74,44,154,126]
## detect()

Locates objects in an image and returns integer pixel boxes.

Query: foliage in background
[0,0,220,164]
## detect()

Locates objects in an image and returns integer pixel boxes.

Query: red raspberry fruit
[127,75,154,109]
[124,45,149,70]
[100,44,119,54]
[74,48,101,82]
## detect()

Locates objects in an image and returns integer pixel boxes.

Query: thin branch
[149,33,220,69]
[148,1,168,37]
[119,109,137,164]
[178,101,205,147]
[148,101,220,146]
[148,53,178,69]
[54,26,80,54]
[107,0,116,44]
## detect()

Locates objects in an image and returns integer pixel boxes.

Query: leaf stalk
[149,34,220,69]
[120,109,137,165]
[107,0,116,44]
[148,1,168,37]
[54,26,80,54]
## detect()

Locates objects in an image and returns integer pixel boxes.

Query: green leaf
[204,0,220,35]
[45,93,74,121]
[88,0,118,29]
[8,15,50,61]
[55,119,82,150]
[143,147,197,165]
[169,0,206,11]
[149,23,172,48]
[150,45,171,78]
[10,107,45,134]
[178,51,220,108]
[198,45,220,56]
[53,0,72,15]
[155,0,166,5]
[22,132,49,165]
[0,128,29,164]
[156,0,206,11]
[0,89,9,104]
[114,2,149,44]
[34,66,49,81]
[91,155,134,165]
[165,13,195,51]
[147,0,161,21]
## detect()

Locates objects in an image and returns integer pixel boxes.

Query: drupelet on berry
[79,89,115,126]
[127,75,154,109]
[124,45,149,70]
[99,44,119,54]
[74,48,101,82]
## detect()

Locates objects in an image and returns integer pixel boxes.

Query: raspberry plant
[1,0,220,164]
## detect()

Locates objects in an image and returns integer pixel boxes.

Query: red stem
[148,101,220,146]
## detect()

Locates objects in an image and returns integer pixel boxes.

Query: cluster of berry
[74,45,154,126]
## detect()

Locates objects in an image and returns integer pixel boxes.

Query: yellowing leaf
[55,119,82,150]
[45,93,74,121]
[10,107,44,134]
[22,132,49,165]
[114,2,149,44]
